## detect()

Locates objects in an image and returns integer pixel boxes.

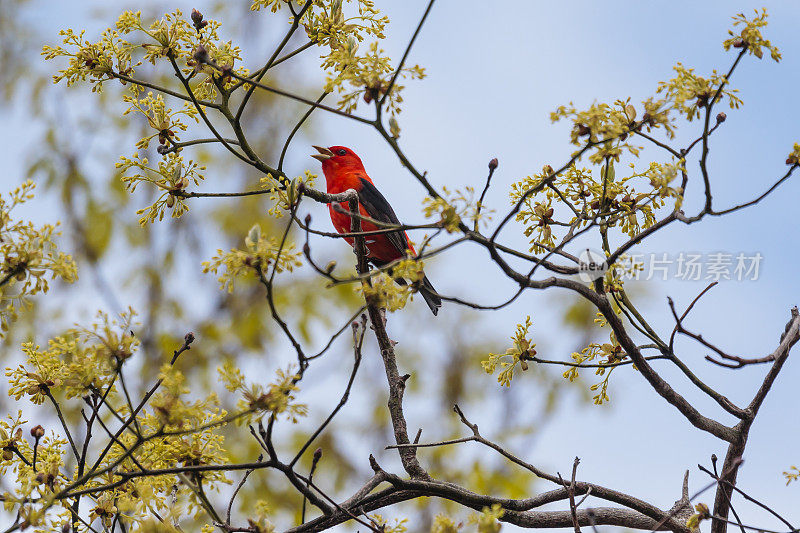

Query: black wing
[356,177,409,256]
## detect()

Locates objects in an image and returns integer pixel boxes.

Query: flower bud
[192,44,210,65]
[166,194,175,208]
[191,9,208,31]
[576,124,591,136]
[324,261,337,274]
[732,38,745,48]
[30,425,45,439]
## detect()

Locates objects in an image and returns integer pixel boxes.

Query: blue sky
[5,0,800,531]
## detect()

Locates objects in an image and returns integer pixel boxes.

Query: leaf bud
[388,117,401,139]
[324,261,337,274]
[625,104,637,122]
[184,332,195,345]
[30,425,45,439]
[488,158,498,171]
[313,447,323,462]
[287,177,301,206]
[716,112,727,124]
[576,124,591,136]
[732,38,745,48]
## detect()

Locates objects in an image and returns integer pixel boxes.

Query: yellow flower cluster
[360,272,411,312]
[219,361,307,424]
[723,9,781,61]
[0,181,77,336]
[510,159,682,254]
[202,224,304,293]
[656,63,742,121]
[123,91,199,150]
[117,153,206,225]
[562,314,627,405]
[470,504,504,533]
[6,310,137,404]
[481,317,535,387]
[422,186,487,233]
[431,514,459,533]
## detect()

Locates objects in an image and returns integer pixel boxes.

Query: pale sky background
[3,1,800,532]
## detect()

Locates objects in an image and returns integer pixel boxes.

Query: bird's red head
[311,145,365,176]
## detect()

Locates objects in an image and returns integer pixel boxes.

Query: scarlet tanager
[311,145,442,315]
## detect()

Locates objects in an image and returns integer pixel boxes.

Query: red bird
[311,145,441,315]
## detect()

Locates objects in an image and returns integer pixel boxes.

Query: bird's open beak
[311,145,335,162]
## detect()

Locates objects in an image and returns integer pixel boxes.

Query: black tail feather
[418,275,441,316]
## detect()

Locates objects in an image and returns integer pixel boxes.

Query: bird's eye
[337,149,347,156]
